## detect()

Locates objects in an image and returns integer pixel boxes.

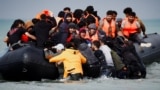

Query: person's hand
[143,32,147,38]
[124,38,128,42]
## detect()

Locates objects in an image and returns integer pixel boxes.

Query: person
[66,23,79,43]
[71,38,101,78]
[24,18,40,45]
[63,7,71,14]
[44,43,65,79]
[99,10,117,39]
[3,19,36,50]
[113,36,146,79]
[123,7,147,38]
[112,10,118,21]
[99,38,115,77]
[120,12,151,47]
[79,28,91,47]
[84,5,99,27]
[44,43,65,60]
[32,14,55,48]
[91,40,114,77]
[49,42,86,81]
[73,9,84,24]
[58,12,73,45]
[55,11,65,27]
[116,18,123,31]
[85,23,107,42]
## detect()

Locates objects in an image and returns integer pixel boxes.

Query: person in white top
[99,38,114,67]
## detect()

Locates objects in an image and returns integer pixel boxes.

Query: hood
[78,43,88,51]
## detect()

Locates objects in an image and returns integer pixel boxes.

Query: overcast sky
[0,0,160,20]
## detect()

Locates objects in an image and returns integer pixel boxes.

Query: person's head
[106,10,113,23]
[11,19,25,29]
[64,13,72,23]
[77,20,87,28]
[91,40,100,51]
[68,38,82,49]
[32,18,40,25]
[112,10,117,21]
[123,7,132,17]
[68,23,77,34]
[58,11,65,18]
[54,43,65,53]
[88,23,97,36]
[85,5,94,14]
[79,28,86,38]
[128,12,136,23]
[63,7,71,14]
[86,15,96,25]
[73,9,84,20]
[116,18,122,27]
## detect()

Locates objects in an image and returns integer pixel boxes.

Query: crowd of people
[3,6,151,81]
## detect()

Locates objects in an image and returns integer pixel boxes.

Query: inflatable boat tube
[0,45,59,81]
[134,33,160,65]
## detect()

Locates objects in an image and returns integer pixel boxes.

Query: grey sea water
[0,19,160,90]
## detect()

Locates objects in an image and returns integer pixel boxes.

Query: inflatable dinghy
[0,33,160,81]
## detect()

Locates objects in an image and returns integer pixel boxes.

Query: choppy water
[0,19,160,90]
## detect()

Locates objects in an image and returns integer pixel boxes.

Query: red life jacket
[21,34,29,43]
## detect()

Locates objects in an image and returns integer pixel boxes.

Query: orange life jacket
[122,20,138,37]
[102,18,116,38]
[85,30,99,42]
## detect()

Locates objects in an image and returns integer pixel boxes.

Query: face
[18,23,25,28]
[69,28,76,34]
[112,14,117,21]
[88,28,96,36]
[66,16,72,23]
[80,32,86,38]
[106,15,112,22]
[128,15,135,23]
[64,10,70,14]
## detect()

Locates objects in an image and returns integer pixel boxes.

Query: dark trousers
[83,63,101,78]
[69,73,83,80]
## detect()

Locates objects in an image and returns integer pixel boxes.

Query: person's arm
[3,36,9,43]
[79,52,86,64]
[117,20,128,41]
[139,19,147,37]
[49,52,65,63]
[98,19,104,30]
[25,32,36,40]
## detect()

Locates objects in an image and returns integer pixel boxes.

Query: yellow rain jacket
[49,49,86,78]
